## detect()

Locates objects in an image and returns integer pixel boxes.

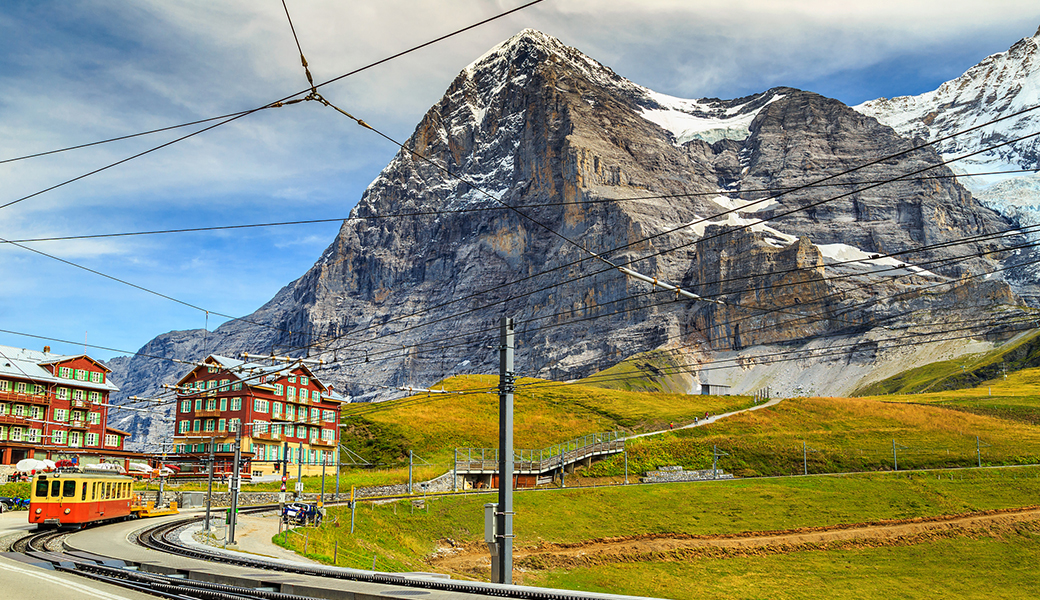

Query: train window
[63,481,76,498]
[82,482,87,501]
[51,480,61,497]
[91,482,96,500]
[35,479,49,498]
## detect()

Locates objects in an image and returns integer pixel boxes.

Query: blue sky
[1,1,1038,361]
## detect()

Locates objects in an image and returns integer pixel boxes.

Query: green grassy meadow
[277,467,1040,598]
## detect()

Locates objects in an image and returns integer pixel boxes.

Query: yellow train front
[29,468,134,529]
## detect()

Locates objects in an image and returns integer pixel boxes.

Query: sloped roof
[0,344,120,392]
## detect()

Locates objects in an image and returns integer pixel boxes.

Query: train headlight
[64,508,71,515]
[35,508,42,514]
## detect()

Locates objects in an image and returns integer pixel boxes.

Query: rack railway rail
[4,504,652,600]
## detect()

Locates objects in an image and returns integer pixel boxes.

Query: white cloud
[1,0,1038,357]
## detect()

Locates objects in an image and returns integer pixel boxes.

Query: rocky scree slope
[107,30,1029,448]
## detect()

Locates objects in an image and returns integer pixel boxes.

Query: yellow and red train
[29,467,176,529]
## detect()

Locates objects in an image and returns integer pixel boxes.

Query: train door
[60,479,76,516]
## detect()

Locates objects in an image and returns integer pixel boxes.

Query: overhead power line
[0,0,549,211]
[4,168,1037,246]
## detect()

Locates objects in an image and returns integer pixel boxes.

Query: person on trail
[669,422,674,429]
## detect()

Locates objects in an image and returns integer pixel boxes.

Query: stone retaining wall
[641,467,735,483]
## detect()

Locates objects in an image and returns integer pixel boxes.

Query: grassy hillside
[278,467,1040,598]
[855,328,1040,396]
[579,348,696,393]
[338,374,754,467]
[587,394,1040,478]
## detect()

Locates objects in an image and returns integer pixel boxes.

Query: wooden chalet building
[172,355,345,478]
[0,345,131,466]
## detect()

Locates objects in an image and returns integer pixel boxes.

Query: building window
[220,397,227,411]
[10,427,23,442]
[312,390,322,401]
[13,404,25,417]
[219,379,230,390]
[181,400,191,413]
[300,376,309,386]
[73,389,85,401]
[193,419,201,432]
[231,397,242,411]
[86,432,98,446]
[179,420,189,433]
[274,384,284,396]
[321,428,333,441]
[322,410,335,422]
[254,421,268,434]
[0,404,7,415]
[309,408,319,422]
[271,424,281,438]
[206,398,217,411]
[254,398,269,413]
[105,434,119,447]
[88,391,100,402]
[285,404,295,421]
[59,366,72,378]
[16,382,27,394]
[296,425,306,438]
[229,418,241,432]
[88,412,100,425]
[30,405,42,419]
[54,408,67,421]
[218,418,226,431]
[33,384,44,395]
[52,429,66,444]
[207,365,217,374]
[208,380,217,390]
[57,387,69,400]
[286,386,296,400]
[288,375,296,384]
[195,398,203,411]
[68,431,81,447]
[75,369,88,381]
[232,381,242,391]
[90,371,104,384]
[204,419,215,432]
[27,429,40,443]
[0,380,8,391]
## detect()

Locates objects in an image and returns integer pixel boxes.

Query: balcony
[311,438,336,447]
[194,409,223,418]
[0,390,51,405]
[68,419,89,429]
[70,399,89,409]
[0,414,29,425]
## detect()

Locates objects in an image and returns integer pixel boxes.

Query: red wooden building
[171,355,345,479]
[0,345,131,466]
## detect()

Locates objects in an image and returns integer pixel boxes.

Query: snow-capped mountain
[108,29,1029,449]
[856,26,1040,219]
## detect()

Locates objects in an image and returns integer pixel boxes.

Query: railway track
[6,504,630,600]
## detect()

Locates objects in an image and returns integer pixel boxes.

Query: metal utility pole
[408,450,413,495]
[204,437,215,533]
[892,439,908,471]
[228,424,242,545]
[624,446,629,485]
[279,440,289,528]
[320,453,327,505]
[296,441,304,500]
[494,316,515,585]
[802,441,817,476]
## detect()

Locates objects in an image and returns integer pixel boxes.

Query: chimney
[43,345,51,353]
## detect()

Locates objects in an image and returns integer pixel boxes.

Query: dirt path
[429,506,1040,573]
[625,396,783,441]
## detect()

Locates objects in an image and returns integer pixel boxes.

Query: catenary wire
[3,168,1037,246]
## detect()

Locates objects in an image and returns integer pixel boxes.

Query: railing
[0,390,51,405]
[455,431,625,474]
[194,409,223,418]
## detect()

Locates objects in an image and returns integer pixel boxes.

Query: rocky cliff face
[107,29,1032,449]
